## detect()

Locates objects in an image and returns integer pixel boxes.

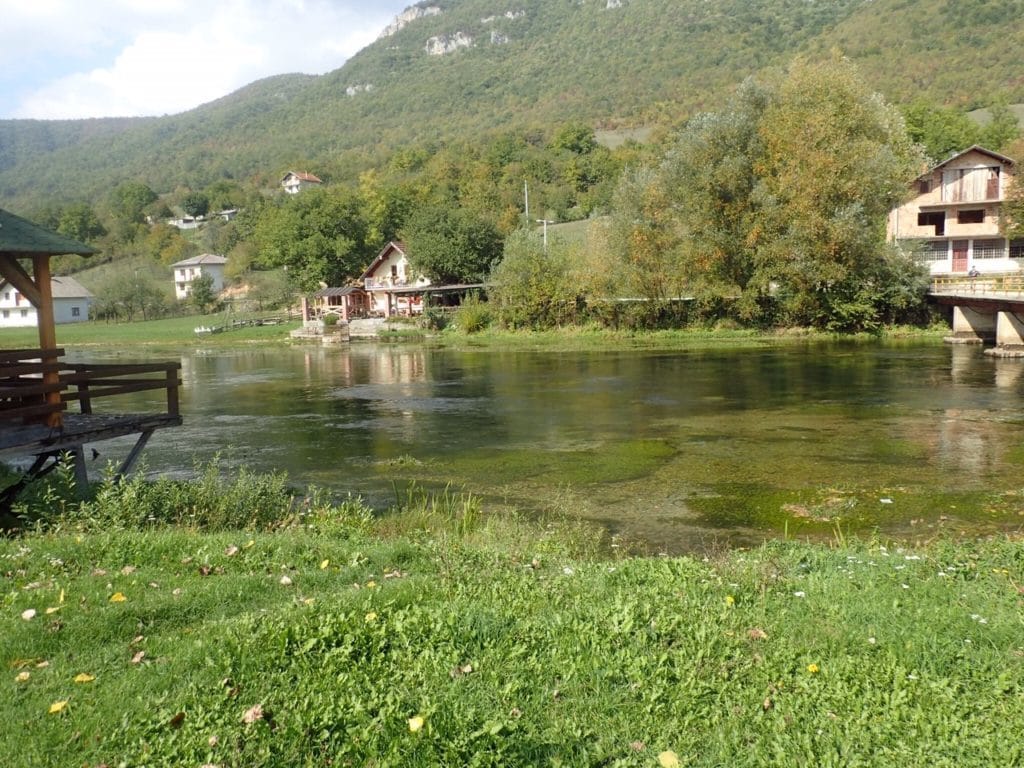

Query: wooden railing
[0,348,67,423]
[0,348,180,425]
[61,362,180,418]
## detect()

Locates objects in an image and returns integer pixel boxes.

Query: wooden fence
[0,348,179,425]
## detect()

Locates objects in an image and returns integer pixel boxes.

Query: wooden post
[166,365,179,417]
[32,254,62,428]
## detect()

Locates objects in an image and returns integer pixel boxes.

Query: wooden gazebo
[0,208,182,519]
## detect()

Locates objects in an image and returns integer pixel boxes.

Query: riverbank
[0,314,948,352]
[3,493,1021,766]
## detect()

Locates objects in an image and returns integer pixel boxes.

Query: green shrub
[453,294,492,333]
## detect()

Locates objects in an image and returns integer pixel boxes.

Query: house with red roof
[281,171,323,195]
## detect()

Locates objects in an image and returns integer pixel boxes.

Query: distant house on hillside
[281,171,323,195]
[888,145,1021,275]
[361,241,431,317]
[171,254,228,300]
[0,275,93,327]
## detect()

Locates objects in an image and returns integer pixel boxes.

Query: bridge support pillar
[996,311,1024,347]
[947,305,995,344]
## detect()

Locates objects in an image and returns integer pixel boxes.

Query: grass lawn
[3,505,1021,766]
[0,314,300,350]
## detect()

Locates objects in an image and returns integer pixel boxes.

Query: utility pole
[524,181,530,219]
[536,218,555,251]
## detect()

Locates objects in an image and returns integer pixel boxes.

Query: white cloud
[1,0,409,119]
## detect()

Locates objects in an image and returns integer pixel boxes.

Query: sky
[0,0,412,120]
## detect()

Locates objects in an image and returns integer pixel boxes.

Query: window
[907,240,947,261]
[2,310,8,319]
[71,306,81,317]
[14,292,22,306]
[917,211,945,236]
[20,309,28,317]
[1010,240,1024,259]
[972,239,1005,259]
[958,209,985,224]
[2,291,8,301]
[918,179,930,194]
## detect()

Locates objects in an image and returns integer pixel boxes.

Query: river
[68,340,1024,552]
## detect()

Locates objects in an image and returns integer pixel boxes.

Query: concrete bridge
[929,274,1024,356]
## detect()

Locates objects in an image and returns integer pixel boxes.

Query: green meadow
[2,467,1021,767]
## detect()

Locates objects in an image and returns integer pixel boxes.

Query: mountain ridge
[1,0,1022,211]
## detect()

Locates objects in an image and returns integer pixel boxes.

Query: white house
[281,171,323,195]
[360,241,431,317]
[888,146,1021,275]
[0,275,93,327]
[171,253,228,300]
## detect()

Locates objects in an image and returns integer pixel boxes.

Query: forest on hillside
[2,0,1024,211]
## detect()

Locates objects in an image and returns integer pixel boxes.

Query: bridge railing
[930,273,1024,297]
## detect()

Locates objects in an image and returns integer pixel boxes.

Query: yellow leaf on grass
[45,606,61,615]
[408,715,425,733]
[15,671,30,683]
[319,559,330,570]
[48,700,67,715]
[658,750,681,768]
[109,592,127,603]
[74,673,95,683]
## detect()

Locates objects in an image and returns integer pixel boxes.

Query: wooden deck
[1,348,181,515]
[0,411,181,458]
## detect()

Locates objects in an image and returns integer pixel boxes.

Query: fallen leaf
[169,711,186,729]
[199,565,212,577]
[21,608,37,621]
[130,635,144,646]
[45,606,61,615]
[208,735,219,747]
[109,592,127,603]
[408,715,424,733]
[763,696,774,711]
[242,704,264,724]
[35,660,50,669]
[225,546,240,557]
[74,673,96,683]
[172,588,183,596]
[15,671,30,683]
[91,568,107,576]
[279,575,293,586]
[48,700,67,715]
[131,651,146,665]
[658,750,681,768]
[748,628,769,641]
[58,589,65,604]
[121,566,136,576]
[319,559,330,570]
[629,741,646,752]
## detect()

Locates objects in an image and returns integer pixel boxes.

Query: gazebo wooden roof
[0,208,97,427]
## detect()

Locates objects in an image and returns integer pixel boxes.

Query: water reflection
[65,342,1024,551]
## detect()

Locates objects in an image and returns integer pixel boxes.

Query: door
[952,240,969,272]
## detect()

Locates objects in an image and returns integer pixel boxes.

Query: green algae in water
[433,438,676,486]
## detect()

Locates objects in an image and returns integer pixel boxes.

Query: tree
[57,203,106,243]
[250,187,369,290]
[402,206,503,284]
[188,274,218,314]
[489,228,578,329]
[605,56,927,331]
[110,181,158,224]
[755,57,925,330]
[181,191,210,218]
[93,271,169,322]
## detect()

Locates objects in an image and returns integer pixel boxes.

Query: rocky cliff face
[378,5,443,39]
